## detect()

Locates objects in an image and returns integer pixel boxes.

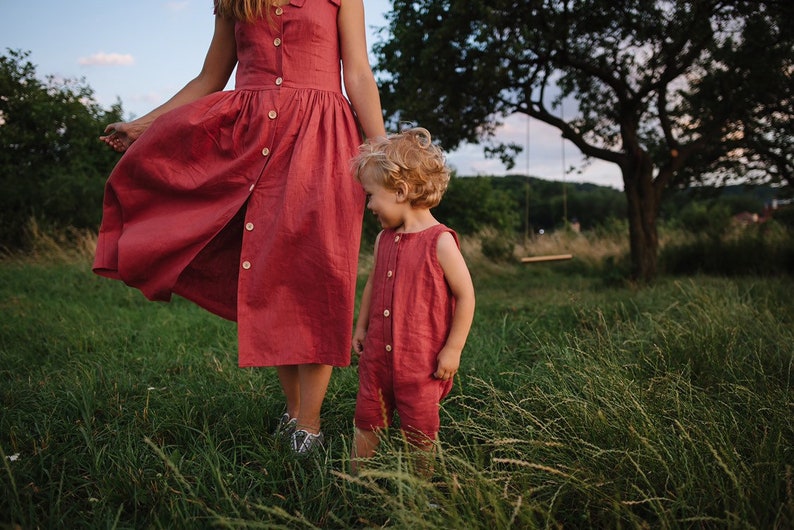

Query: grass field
[1,241,793,528]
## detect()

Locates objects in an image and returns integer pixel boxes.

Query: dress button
[274,37,282,47]
[383,309,390,317]
[394,235,400,242]
[245,222,254,231]
[261,147,270,156]
[242,261,251,270]
[385,345,392,352]
[275,77,283,86]
[249,184,255,192]
[275,6,283,15]
[387,270,393,278]
[268,110,277,119]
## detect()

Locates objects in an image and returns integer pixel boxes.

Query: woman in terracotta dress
[94,0,385,453]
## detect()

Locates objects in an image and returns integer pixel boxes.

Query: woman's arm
[434,232,476,380]
[337,0,386,141]
[100,15,238,152]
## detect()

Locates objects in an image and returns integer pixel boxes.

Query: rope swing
[521,103,573,264]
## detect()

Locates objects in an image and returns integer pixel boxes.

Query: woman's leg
[294,363,333,434]
[276,365,300,419]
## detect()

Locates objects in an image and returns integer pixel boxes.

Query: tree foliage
[435,176,520,234]
[0,49,123,250]
[373,0,793,280]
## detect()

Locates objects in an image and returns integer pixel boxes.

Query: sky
[1,0,623,189]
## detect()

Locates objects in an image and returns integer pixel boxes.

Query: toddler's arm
[352,233,382,354]
[352,273,373,354]
[434,232,475,380]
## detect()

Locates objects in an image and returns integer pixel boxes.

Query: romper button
[394,235,400,242]
[275,77,283,86]
[385,345,392,352]
[242,261,251,270]
[261,147,270,156]
[387,270,393,278]
[245,222,254,231]
[274,37,282,47]
[268,110,277,119]
[383,309,390,317]
[275,6,283,15]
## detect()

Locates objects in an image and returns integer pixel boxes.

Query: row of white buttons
[243,5,285,273]
[241,219,256,269]
[382,235,400,351]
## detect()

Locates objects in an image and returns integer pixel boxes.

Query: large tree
[373,0,793,280]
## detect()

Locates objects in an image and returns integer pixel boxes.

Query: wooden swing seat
[520,254,573,263]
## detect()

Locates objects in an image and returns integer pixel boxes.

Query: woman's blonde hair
[352,127,450,209]
[214,0,273,22]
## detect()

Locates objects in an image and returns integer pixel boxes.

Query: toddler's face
[360,174,404,229]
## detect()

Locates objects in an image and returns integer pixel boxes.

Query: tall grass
[1,230,793,528]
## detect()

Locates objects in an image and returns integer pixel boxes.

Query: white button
[268,110,277,119]
[394,235,400,242]
[275,6,283,15]
[387,270,393,278]
[261,147,270,156]
[275,77,283,86]
[249,184,255,192]
[245,222,254,231]
[385,345,392,352]
[274,37,282,47]
[383,309,390,317]
[242,261,251,270]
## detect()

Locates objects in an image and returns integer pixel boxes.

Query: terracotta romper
[354,224,458,441]
[93,0,365,367]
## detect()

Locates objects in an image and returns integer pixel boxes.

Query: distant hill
[442,173,790,234]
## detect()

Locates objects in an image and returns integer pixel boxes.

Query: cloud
[79,52,135,67]
[165,1,190,11]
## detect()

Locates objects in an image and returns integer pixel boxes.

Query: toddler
[350,127,475,472]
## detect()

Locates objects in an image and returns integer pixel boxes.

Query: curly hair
[352,127,450,209]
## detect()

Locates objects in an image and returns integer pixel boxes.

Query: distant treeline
[361,173,791,244]
[2,50,789,252]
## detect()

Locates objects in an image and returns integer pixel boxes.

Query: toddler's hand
[352,328,366,355]
[434,346,461,381]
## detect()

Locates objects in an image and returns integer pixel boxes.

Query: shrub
[480,230,515,262]
[660,220,794,276]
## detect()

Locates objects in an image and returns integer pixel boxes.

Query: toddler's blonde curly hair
[352,127,450,209]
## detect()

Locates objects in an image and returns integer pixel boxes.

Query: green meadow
[1,233,793,529]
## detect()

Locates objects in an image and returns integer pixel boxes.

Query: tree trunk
[622,152,660,282]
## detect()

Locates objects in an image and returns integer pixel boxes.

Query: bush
[480,230,515,262]
[660,220,794,276]
[434,176,519,235]
[0,49,123,251]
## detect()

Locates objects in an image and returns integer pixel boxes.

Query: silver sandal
[291,429,324,454]
[274,413,297,437]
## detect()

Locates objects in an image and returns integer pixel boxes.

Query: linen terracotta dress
[93,0,365,368]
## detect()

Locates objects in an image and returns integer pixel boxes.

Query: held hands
[434,346,461,381]
[99,121,147,153]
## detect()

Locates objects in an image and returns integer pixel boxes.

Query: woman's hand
[99,121,147,153]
